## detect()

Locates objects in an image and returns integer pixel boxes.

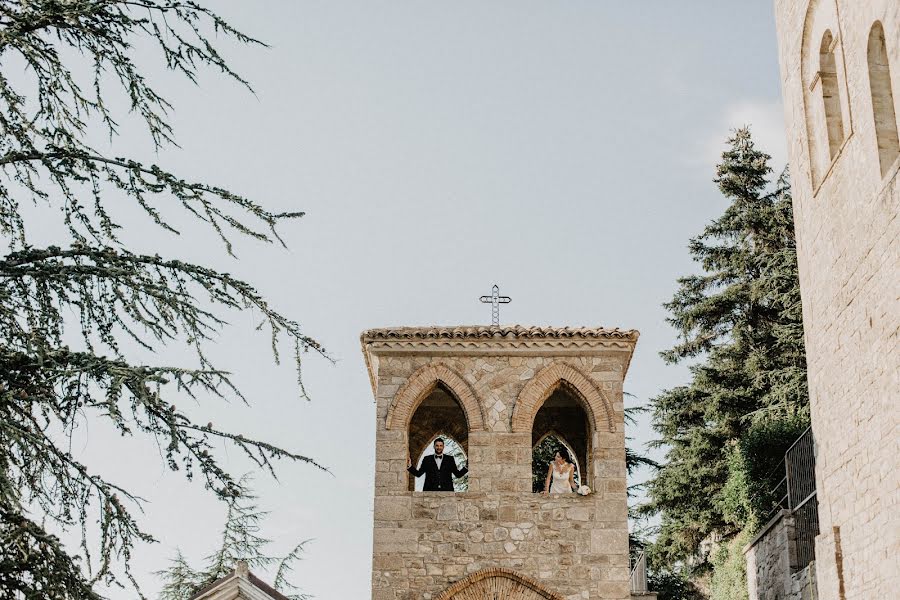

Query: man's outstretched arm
[450,456,468,477]
[407,455,425,477]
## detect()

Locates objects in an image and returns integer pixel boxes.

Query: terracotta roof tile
[361,325,638,342]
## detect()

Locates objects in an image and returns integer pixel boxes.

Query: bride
[542,448,577,494]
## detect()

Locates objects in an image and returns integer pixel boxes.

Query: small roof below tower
[188,562,290,600]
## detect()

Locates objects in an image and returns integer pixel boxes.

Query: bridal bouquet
[576,485,592,496]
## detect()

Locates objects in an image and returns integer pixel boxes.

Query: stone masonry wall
[745,511,819,600]
[790,563,818,600]
[745,511,798,600]
[773,2,899,600]
[371,353,630,600]
[373,491,629,600]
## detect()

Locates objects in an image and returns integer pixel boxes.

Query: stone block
[436,504,458,521]
[374,496,411,520]
[591,529,628,554]
[373,527,418,554]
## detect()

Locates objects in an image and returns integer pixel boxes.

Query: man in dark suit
[407,438,468,492]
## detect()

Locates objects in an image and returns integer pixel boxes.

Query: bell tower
[362,325,639,600]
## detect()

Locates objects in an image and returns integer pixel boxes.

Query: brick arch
[511,362,615,433]
[435,567,564,600]
[385,363,485,432]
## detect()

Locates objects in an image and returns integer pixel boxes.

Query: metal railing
[760,427,819,570]
[786,427,816,511]
[769,428,819,570]
[785,428,818,570]
[792,492,819,569]
[630,551,648,594]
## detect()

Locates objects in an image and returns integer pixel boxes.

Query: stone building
[362,325,641,600]
[772,2,899,600]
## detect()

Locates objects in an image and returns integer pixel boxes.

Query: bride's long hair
[554,447,571,464]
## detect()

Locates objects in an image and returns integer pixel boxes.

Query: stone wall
[745,511,798,600]
[364,327,636,600]
[790,563,818,600]
[772,2,900,599]
[744,510,820,600]
[373,491,629,600]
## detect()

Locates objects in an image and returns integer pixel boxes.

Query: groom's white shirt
[434,454,443,468]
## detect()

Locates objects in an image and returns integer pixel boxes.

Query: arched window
[407,382,469,491]
[412,433,468,492]
[819,30,845,161]
[530,385,590,493]
[867,21,900,177]
[532,433,581,493]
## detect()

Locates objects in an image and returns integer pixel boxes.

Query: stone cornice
[360,325,639,397]
[362,325,638,343]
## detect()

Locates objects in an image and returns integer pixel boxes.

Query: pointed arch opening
[411,432,468,492]
[407,383,469,491]
[867,21,900,177]
[532,431,582,493]
[819,30,846,161]
[386,363,484,432]
[512,362,614,434]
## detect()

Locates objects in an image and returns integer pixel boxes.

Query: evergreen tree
[157,481,309,600]
[643,129,808,570]
[0,2,325,597]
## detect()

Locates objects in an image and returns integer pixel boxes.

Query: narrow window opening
[531,385,590,493]
[412,434,468,492]
[820,30,846,160]
[868,21,900,176]
[532,433,582,493]
[407,383,469,492]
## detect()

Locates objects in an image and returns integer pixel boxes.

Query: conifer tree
[157,481,309,600]
[0,2,325,598]
[643,129,808,569]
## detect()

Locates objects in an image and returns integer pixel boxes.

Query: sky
[14,2,789,598]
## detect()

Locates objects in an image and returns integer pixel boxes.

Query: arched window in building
[819,30,845,161]
[412,433,468,492]
[532,432,581,493]
[530,385,589,493]
[407,382,469,492]
[867,21,900,177]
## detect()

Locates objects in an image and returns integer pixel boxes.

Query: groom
[407,438,468,492]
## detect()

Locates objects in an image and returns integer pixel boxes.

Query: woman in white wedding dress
[542,447,577,494]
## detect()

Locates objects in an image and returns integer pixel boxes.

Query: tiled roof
[361,325,638,343]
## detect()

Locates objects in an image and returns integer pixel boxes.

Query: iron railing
[792,492,819,569]
[785,427,816,511]
[760,427,819,570]
[785,427,818,569]
[630,551,648,594]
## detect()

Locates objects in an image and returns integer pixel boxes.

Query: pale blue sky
[21,2,789,598]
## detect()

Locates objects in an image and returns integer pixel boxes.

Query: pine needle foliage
[642,129,808,569]
[1,2,326,598]
[156,482,310,600]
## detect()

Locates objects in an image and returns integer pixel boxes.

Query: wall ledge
[743,509,792,554]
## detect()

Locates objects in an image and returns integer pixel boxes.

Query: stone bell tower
[362,325,639,600]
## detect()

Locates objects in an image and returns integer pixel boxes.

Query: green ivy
[709,531,751,600]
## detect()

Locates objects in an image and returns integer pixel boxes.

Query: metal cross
[479,284,511,326]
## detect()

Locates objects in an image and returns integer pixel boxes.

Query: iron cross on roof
[479,284,511,326]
